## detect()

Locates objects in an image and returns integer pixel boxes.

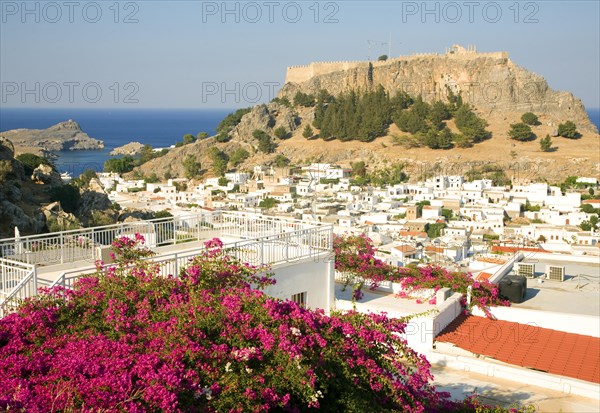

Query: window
[291,292,307,308]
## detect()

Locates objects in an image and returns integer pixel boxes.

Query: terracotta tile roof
[436,315,600,384]
[491,246,547,254]
[476,272,492,281]
[399,231,428,237]
[477,257,506,265]
[393,245,417,254]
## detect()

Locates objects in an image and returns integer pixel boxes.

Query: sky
[1,0,599,109]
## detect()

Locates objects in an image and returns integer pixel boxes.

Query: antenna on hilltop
[367,39,387,61]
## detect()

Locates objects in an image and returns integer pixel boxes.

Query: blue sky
[1,0,599,109]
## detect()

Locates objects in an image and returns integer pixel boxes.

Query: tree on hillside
[274,126,289,139]
[216,108,252,135]
[421,127,453,149]
[207,147,229,176]
[378,54,388,61]
[521,112,539,125]
[390,91,413,112]
[183,134,196,145]
[293,91,316,107]
[214,132,231,143]
[197,132,209,140]
[445,87,463,112]
[428,101,451,127]
[230,148,250,167]
[138,145,156,164]
[508,122,535,141]
[273,154,290,168]
[558,121,578,138]
[104,156,135,174]
[302,125,314,139]
[252,130,277,154]
[351,161,367,178]
[394,109,427,134]
[539,134,553,152]
[183,154,201,179]
[453,105,489,144]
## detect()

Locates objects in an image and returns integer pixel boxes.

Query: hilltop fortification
[280,45,597,134]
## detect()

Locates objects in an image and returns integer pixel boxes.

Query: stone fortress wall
[285,45,509,84]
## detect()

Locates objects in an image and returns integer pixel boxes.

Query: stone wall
[285,50,509,84]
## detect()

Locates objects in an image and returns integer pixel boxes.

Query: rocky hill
[280,45,597,135]
[0,137,119,238]
[0,120,104,155]
[133,46,599,182]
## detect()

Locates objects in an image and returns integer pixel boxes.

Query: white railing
[49,225,333,292]
[0,212,322,267]
[0,213,220,266]
[0,259,36,318]
[0,212,332,318]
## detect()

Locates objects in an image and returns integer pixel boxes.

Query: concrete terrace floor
[431,365,600,413]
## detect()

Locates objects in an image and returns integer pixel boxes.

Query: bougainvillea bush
[0,235,530,412]
[334,234,510,314]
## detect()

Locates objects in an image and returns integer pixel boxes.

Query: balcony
[1,212,334,317]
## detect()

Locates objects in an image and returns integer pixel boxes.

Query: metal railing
[49,225,332,290]
[1,213,332,317]
[0,259,36,318]
[0,212,323,267]
[0,213,221,266]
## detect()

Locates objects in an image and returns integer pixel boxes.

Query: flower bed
[0,235,529,412]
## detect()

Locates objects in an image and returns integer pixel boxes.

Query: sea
[0,108,233,176]
[1,107,599,177]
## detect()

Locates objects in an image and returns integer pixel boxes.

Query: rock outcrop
[31,164,62,186]
[1,120,104,153]
[279,46,598,134]
[110,142,145,156]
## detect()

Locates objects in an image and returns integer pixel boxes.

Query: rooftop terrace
[0,212,333,317]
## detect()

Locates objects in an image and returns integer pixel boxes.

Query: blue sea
[1,107,599,177]
[0,108,233,176]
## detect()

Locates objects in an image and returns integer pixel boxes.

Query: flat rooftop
[431,365,600,413]
[334,283,435,318]
[515,259,600,317]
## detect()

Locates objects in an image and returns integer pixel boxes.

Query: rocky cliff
[0,120,105,153]
[280,46,598,134]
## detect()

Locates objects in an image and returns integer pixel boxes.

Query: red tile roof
[399,230,427,237]
[491,246,547,254]
[475,272,492,281]
[436,315,600,384]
